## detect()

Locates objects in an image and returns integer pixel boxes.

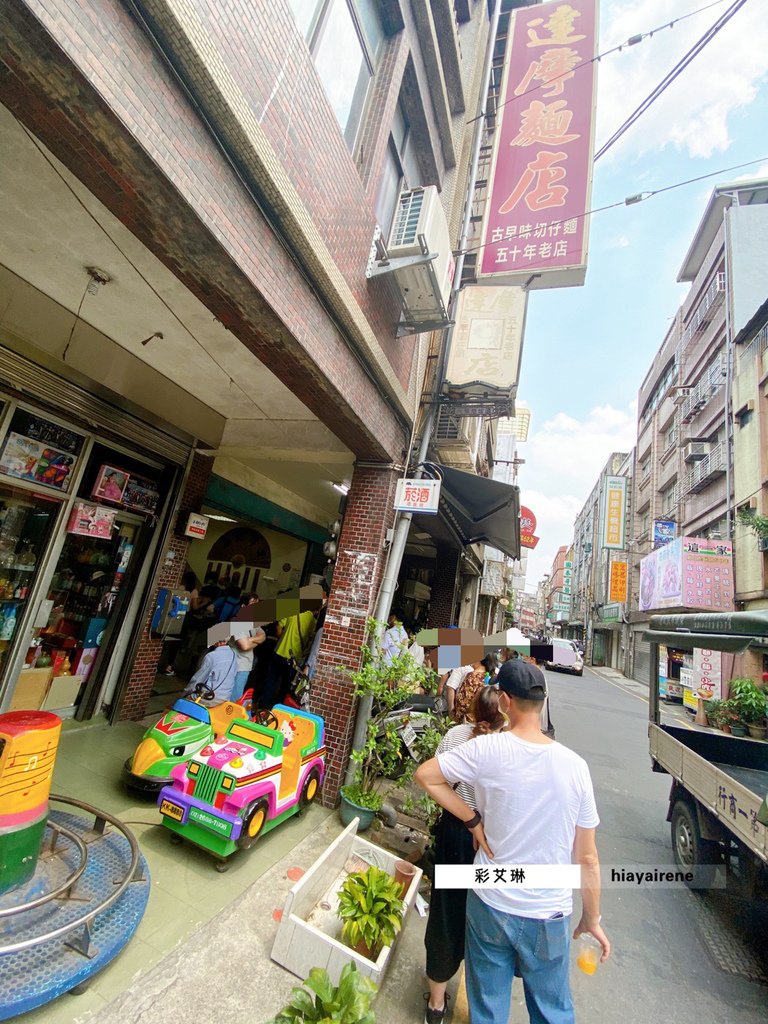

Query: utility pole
[344,1,503,784]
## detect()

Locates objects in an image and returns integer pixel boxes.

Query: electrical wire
[468,0,733,125]
[594,0,750,161]
[458,154,768,258]
[60,278,90,363]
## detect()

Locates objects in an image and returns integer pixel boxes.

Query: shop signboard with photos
[478,0,598,289]
[638,537,733,612]
[653,519,676,549]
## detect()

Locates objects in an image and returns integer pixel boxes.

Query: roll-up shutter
[633,632,651,685]
[0,347,192,464]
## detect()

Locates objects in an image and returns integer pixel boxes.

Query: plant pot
[720,724,731,734]
[730,723,747,737]
[339,789,376,831]
[352,936,380,962]
[747,723,767,740]
[393,858,418,896]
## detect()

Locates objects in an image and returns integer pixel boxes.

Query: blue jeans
[230,670,250,703]
[465,891,574,1024]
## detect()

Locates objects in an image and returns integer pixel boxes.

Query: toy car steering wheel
[253,708,279,730]
[193,682,216,702]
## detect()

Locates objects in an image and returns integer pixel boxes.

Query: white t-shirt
[381,623,408,665]
[229,627,257,673]
[437,732,599,919]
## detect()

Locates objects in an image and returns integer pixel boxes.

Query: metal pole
[344,1,504,784]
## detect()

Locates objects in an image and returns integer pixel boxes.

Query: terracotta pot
[394,859,417,897]
[720,724,731,734]
[747,723,767,740]
[352,936,379,962]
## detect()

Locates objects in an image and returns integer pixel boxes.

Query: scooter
[375,692,447,774]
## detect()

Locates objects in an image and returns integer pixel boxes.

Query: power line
[459,154,768,258]
[594,0,750,161]
[469,0,733,126]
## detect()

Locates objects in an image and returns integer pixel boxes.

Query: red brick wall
[427,545,461,627]
[310,463,399,804]
[0,0,417,456]
[117,453,213,721]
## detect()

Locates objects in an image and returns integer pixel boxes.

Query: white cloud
[517,402,637,584]
[605,234,630,248]
[597,1,768,160]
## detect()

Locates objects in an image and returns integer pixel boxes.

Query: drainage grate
[693,892,768,985]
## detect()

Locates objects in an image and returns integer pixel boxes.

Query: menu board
[639,537,733,612]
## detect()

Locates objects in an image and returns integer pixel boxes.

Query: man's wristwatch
[463,810,482,830]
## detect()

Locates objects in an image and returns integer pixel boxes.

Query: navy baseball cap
[497,659,547,701]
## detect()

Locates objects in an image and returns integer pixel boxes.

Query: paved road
[546,664,767,1023]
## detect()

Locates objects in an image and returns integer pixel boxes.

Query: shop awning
[421,462,521,560]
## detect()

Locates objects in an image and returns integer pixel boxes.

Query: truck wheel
[299,767,321,809]
[671,800,719,889]
[238,799,269,850]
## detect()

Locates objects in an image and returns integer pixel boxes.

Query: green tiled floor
[13,716,332,1023]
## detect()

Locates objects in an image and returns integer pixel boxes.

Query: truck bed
[649,723,768,862]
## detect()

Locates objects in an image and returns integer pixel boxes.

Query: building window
[290,0,383,149]
[736,407,754,428]
[374,100,421,235]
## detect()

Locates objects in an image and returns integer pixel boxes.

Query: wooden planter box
[271,818,422,987]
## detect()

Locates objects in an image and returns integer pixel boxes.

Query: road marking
[591,671,694,728]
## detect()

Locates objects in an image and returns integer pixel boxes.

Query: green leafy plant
[396,719,449,830]
[718,698,743,727]
[264,963,377,1024]
[704,697,724,727]
[337,865,404,958]
[729,677,768,724]
[340,619,437,812]
[737,507,768,540]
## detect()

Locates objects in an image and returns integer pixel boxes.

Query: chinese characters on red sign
[480,1,597,285]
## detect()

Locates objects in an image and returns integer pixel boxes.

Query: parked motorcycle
[375,692,447,777]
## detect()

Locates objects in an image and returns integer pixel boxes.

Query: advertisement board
[445,286,525,395]
[394,479,441,515]
[608,560,628,603]
[478,0,598,289]
[639,537,733,612]
[520,506,540,549]
[601,476,627,550]
[653,519,676,549]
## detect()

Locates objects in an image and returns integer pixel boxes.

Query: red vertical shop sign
[479,0,598,289]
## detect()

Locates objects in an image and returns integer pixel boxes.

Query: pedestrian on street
[415,658,610,1024]
[423,685,509,1024]
[451,654,496,723]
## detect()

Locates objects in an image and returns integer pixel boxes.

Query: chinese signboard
[520,506,540,549]
[445,286,525,396]
[562,558,573,595]
[601,603,621,623]
[184,512,210,539]
[608,560,628,603]
[601,476,627,550]
[478,0,598,289]
[653,519,676,549]
[638,537,734,612]
[681,648,723,710]
[394,478,441,515]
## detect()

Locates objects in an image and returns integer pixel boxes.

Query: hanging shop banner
[67,502,117,539]
[608,560,628,603]
[638,537,734,612]
[562,558,573,595]
[653,519,677,549]
[520,506,540,548]
[394,478,441,515]
[601,476,627,550]
[444,286,526,396]
[478,0,598,289]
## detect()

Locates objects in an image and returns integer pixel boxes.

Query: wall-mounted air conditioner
[387,186,454,322]
[673,387,692,405]
[683,441,710,462]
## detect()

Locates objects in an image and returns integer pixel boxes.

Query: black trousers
[424,810,476,983]
[258,652,291,708]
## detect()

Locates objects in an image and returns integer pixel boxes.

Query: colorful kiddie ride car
[123,684,257,794]
[157,704,325,869]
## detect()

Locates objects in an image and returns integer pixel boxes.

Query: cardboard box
[42,674,83,710]
[10,668,53,710]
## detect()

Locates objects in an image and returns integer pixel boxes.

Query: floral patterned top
[452,668,486,724]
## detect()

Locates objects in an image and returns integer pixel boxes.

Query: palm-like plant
[336,865,404,959]
[265,963,377,1023]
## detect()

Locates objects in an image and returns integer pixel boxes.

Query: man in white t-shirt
[415,658,610,1024]
[381,610,408,666]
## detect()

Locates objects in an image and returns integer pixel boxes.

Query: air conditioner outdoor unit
[673,387,692,405]
[402,580,432,602]
[683,441,710,462]
[387,186,454,323]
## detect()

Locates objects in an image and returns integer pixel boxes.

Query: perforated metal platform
[694,891,768,985]
[0,802,150,1020]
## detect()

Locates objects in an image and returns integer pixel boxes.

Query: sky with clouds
[515,0,768,586]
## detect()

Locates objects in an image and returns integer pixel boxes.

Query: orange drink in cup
[576,933,601,975]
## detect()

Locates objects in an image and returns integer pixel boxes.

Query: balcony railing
[685,442,727,493]
[681,271,725,350]
[680,351,726,422]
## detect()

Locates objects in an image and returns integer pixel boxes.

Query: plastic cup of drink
[576,933,601,975]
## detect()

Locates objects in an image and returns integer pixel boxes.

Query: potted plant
[729,678,768,740]
[336,865,404,962]
[339,620,435,828]
[264,963,377,1023]
[719,698,743,736]
[704,697,723,729]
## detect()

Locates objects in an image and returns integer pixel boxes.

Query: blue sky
[515,0,768,585]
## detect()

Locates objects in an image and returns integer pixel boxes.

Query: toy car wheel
[238,799,269,850]
[299,767,321,809]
